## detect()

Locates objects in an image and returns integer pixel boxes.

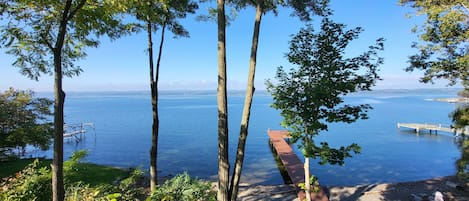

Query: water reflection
[268,139,293,184]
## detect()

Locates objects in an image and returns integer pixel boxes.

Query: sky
[0,0,462,92]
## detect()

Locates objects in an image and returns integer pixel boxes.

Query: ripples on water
[32,89,461,186]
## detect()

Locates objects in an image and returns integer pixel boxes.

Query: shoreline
[432,97,469,103]
[237,175,469,201]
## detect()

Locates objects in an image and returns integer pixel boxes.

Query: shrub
[0,159,52,201]
[148,172,216,201]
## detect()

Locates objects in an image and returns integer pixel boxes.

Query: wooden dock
[268,130,328,201]
[397,123,468,135]
[64,123,95,142]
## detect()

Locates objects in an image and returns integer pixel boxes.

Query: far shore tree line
[0,0,467,201]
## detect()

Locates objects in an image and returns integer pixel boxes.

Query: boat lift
[63,123,95,143]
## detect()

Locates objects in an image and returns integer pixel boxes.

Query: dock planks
[397,123,468,135]
[268,130,328,201]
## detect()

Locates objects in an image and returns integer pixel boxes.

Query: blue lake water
[33,89,462,186]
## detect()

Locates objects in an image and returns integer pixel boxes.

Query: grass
[0,158,51,179]
[0,158,129,187]
[65,163,129,187]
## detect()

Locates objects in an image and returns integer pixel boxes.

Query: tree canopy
[0,0,129,80]
[266,16,383,200]
[399,0,468,88]
[0,88,53,157]
[267,18,384,160]
[0,1,131,200]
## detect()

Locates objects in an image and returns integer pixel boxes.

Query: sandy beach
[237,176,469,201]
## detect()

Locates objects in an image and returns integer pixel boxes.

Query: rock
[434,191,444,201]
[446,181,457,188]
[411,193,422,201]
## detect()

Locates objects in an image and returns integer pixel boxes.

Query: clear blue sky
[0,0,460,92]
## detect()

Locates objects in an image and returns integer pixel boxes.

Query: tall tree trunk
[149,18,166,190]
[147,19,157,190]
[229,0,264,200]
[305,157,312,201]
[217,0,229,200]
[52,1,73,200]
[52,51,65,201]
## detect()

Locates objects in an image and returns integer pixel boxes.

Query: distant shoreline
[432,97,469,103]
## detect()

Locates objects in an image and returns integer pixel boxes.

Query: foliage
[64,182,100,201]
[266,17,383,161]
[298,175,320,193]
[456,139,469,183]
[451,104,469,133]
[0,88,53,157]
[458,89,469,98]
[148,172,216,201]
[128,0,198,37]
[0,158,50,179]
[1,1,131,199]
[125,0,198,191]
[212,1,333,200]
[202,0,331,22]
[0,0,130,80]
[0,159,52,201]
[0,151,139,201]
[399,0,468,88]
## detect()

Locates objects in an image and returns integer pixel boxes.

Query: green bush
[1,151,143,201]
[65,182,101,201]
[0,159,52,201]
[148,172,216,201]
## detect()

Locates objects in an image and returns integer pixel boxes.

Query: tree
[228,0,331,199]
[128,0,197,191]
[266,16,383,200]
[0,88,53,157]
[451,105,469,133]
[215,0,331,200]
[399,0,468,89]
[400,1,469,159]
[0,1,128,200]
[216,0,230,200]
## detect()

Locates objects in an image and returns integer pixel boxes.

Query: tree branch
[42,34,54,51]
[66,0,86,21]
[41,25,54,51]
[460,3,469,13]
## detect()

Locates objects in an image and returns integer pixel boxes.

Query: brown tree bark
[148,19,157,190]
[149,17,166,190]
[229,0,264,200]
[217,0,229,200]
[52,1,73,200]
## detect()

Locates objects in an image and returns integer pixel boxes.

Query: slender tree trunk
[305,157,311,201]
[229,1,264,200]
[147,19,157,190]
[52,52,65,201]
[52,1,73,200]
[217,0,229,200]
[150,19,166,190]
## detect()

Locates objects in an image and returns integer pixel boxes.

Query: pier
[64,123,95,142]
[268,129,328,201]
[397,123,468,135]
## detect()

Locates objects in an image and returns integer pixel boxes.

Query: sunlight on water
[32,89,462,186]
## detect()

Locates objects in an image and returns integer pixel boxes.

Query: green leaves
[0,88,53,155]
[400,0,468,89]
[0,0,129,80]
[128,0,198,38]
[266,15,383,166]
[149,172,216,201]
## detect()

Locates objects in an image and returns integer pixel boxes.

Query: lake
[33,89,462,186]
